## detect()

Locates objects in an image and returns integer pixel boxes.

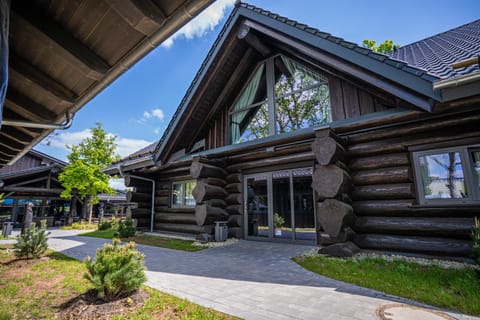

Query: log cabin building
[106,3,480,259]
[0,149,73,226]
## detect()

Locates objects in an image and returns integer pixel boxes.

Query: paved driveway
[44,229,478,320]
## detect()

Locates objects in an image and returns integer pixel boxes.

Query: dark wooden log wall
[124,174,153,228]
[311,128,356,250]
[341,110,480,257]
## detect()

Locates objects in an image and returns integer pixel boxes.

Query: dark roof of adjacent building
[0,0,214,168]
[114,2,480,168]
[389,19,480,79]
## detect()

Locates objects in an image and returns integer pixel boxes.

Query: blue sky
[35,0,480,162]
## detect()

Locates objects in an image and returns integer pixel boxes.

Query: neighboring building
[106,3,480,258]
[0,150,73,226]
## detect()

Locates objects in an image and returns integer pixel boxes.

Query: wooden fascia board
[242,18,435,112]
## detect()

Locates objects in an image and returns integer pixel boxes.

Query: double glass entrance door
[244,168,316,242]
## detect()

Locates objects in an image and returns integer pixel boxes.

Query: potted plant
[274,212,285,236]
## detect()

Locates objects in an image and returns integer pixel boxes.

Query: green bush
[98,220,112,231]
[116,219,136,238]
[473,217,480,266]
[84,239,146,300]
[14,221,50,259]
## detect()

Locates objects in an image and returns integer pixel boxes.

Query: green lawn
[0,246,236,319]
[294,254,480,316]
[81,229,204,252]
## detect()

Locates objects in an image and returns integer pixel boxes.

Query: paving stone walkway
[7,229,478,320]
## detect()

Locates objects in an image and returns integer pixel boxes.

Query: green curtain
[280,55,327,87]
[230,63,265,143]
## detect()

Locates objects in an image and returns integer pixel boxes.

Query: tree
[362,39,400,54]
[59,123,119,223]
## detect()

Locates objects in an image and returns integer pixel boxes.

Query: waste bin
[2,222,13,237]
[214,221,228,242]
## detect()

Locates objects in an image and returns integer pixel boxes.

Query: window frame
[228,54,331,144]
[412,145,480,205]
[171,180,196,208]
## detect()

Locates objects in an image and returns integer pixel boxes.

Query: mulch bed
[57,289,149,320]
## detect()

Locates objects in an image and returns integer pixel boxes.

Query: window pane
[185,181,196,206]
[172,183,183,206]
[419,152,467,199]
[233,102,269,143]
[274,56,328,95]
[472,150,480,192]
[275,85,331,134]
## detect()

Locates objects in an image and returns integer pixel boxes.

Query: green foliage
[0,193,4,203]
[59,123,119,207]
[273,212,286,228]
[473,217,480,266]
[60,221,97,230]
[84,239,146,300]
[362,39,400,54]
[98,220,113,231]
[14,221,50,259]
[294,255,480,315]
[116,219,136,238]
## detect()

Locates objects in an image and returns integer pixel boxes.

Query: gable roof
[389,19,480,79]
[114,2,480,171]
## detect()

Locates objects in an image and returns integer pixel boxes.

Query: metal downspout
[116,165,155,233]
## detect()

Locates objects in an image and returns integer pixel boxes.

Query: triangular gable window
[229,55,331,144]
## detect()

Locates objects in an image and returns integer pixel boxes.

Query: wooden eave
[0,0,214,167]
[153,5,438,165]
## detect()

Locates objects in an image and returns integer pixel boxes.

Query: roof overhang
[0,0,214,167]
[433,72,480,102]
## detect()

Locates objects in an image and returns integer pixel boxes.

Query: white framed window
[412,146,480,204]
[229,55,331,144]
[171,181,196,207]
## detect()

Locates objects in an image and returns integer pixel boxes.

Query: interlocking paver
[41,229,479,320]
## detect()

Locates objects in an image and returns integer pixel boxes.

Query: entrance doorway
[244,168,316,243]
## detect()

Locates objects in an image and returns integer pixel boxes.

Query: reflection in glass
[272,171,291,239]
[419,152,466,199]
[292,168,315,241]
[246,176,268,237]
[236,103,269,143]
[472,150,480,192]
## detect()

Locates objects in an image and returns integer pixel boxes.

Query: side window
[413,146,480,204]
[171,181,196,207]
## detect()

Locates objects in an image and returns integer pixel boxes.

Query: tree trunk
[87,196,93,224]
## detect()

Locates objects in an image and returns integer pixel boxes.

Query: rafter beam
[0,136,25,152]
[0,126,33,144]
[4,87,57,122]
[11,2,110,80]
[106,0,166,35]
[9,55,78,103]
[0,146,17,158]
[237,24,271,57]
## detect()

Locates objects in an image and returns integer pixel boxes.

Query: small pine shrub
[14,221,50,259]
[473,217,480,266]
[84,239,146,300]
[117,219,136,238]
[98,220,112,231]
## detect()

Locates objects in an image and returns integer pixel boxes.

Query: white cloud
[115,137,152,158]
[162,0,235,48]
[154,127,162,135]
[41,130,153,160]
[140,108,165,122]
[109,178,126,191]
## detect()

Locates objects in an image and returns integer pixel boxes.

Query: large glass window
[230,55,331,144]
[413,146,480,204]
[171,181,196,207]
